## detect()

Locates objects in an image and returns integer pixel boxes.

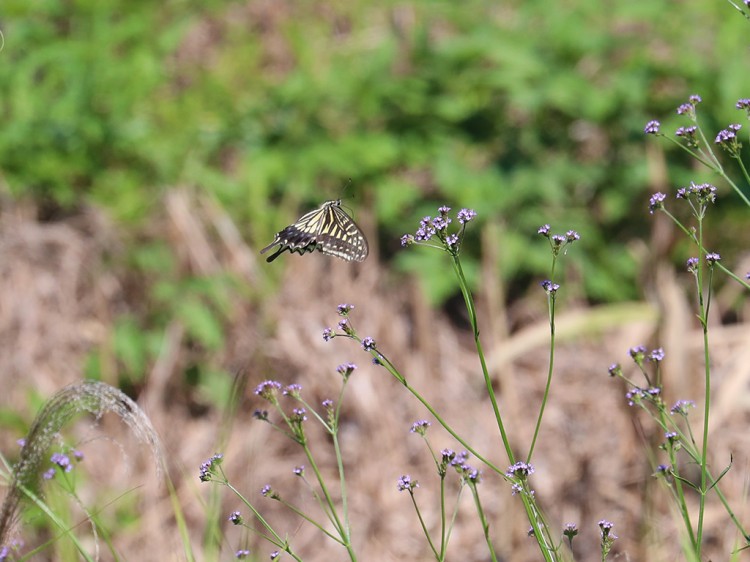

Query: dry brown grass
[1,192,749,561]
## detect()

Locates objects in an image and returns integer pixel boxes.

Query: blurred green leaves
[2,0,749,308]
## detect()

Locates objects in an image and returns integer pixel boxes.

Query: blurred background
[1,0,750,560]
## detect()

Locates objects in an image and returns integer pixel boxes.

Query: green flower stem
[409,491,440,560]
[451,255,514,464]
[373,351,502,475]
[331,381,354,549]
[469,482,499,562]
[299,444,357,561]
[438,475,447,560]
[694,220,710,557]
[527,262,557,462]
[225,481,304,562]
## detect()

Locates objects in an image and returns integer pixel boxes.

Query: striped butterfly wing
[261,200,368,263]
[315,203,369,262]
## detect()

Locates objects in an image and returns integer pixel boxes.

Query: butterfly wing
[261,201,368,263]
[315,203,369,262]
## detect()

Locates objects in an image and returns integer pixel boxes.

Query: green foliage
[2,0,749,327]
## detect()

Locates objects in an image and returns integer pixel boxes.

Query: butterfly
[260,200,369,263]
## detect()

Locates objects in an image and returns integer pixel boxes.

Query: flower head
[670,399,695,415]
[506,461,535,479]
[337,303,355,316]
[648,192,666,214]
[336,362,357,379]
[255,380,283,402]
[644,120,661,134]
[361,337,377,351]
[199,453,224,482]
[457,208,477,224]
[410,419,431,435]
[229,511,243,525]
[397,474,419,492]
[322,327,334,342]
[706,252,721,266]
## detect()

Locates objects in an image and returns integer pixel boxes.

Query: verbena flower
[607,363,622,377]
[715,124,743,156]
[50,452,72,473]
[229,511,243,525]
[737,97,750,117]
[361,337,377,351]
[261,484,280,499]
[397,474,419,492]
[706,252,721,266]
[293,465,305,476]
[541,280,560,295]
[670,399,695,415]
[675,125,699,148]
[647,348,665,363]
[322,327,334,342]
[255,381,283,402]
[648,192,666,214]
[290,408,307,423]
[457,208,477,224]
[563,523,579,540]
[270,552,280,560]
[410,419,431,435]
[235,549,250,559]
[283,384,302,398]
[506,461,535,479]
[199,453,224,482]
[537,224,551,237]
[644,120,661,134]
[598,519,617,539]
[336,303,354,316]
[686,257,699,273]
[336,362,357,378]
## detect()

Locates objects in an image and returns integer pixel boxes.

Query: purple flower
[397,474,419,492]
[293,465,305,476]
[410,420,431,435]
[541,280,560,294]
[361,336,376,351]
[283,384,302,397]
[322,327,334,342]
[737,98,750,114]
[565,230,580,242]
[51,453,72,473]
[665,431,678,441]
[647,348,665,362]
[598,520,617,540]
[688,94,702,105]
[457,208,477,224]
[199,453,224,482]
[336,362,357,378]
[537,224,551,236]
[563,523,579,540]
[236,549,250,559]
[644,120,661,134]
[431,215,451,231]
[648,192,666,214]
[337,303,354,316]
[255,380,282,401]
[671,399,695,415]
[686,257,699,273]
[607,363,621,377]
[43,468,56,480]
[229,511,243,525]
[291,408,307,423]
[446,233,459,248]
[438,205,451,215]
[506,461,534,478]
[400,234,414,247]
[706,252,721,266]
